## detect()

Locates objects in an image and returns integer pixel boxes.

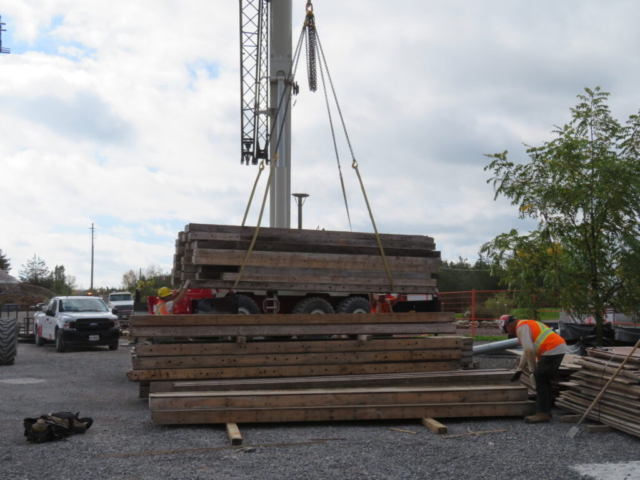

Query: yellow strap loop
[233,157,276,290]
[352,159,395,292]
[241,160,266,227]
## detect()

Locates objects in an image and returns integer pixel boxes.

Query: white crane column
[269,0,292,228]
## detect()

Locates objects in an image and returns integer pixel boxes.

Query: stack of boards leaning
[127,312,534,425]
[557,347,640,438]
[171,224,440,294]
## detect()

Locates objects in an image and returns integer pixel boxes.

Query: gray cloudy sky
[1,0,639,288]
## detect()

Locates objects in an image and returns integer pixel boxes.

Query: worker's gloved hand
[510,371,523,382]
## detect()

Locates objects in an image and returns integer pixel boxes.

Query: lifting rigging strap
[237,0,395,292]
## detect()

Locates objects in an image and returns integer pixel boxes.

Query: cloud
[1,0,640,288]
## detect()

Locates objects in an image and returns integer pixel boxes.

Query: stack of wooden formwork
[171,224,439,294]
[127,312,534,424]
[557,347,640,438]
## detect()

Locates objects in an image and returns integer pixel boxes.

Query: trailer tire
[55,329,66,353]
[0,317,19,365]
[238,295,261,315]
[335,297,371,314]
[292,297,334,315]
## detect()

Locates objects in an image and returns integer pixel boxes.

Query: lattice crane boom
[239,0,270,166]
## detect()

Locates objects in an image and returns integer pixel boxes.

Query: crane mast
[240,0,292,228]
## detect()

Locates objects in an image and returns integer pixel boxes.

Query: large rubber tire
[34,323,45,346]
[237,295,261,315]
[55,330,66,353]
[291,297,334,315]
[335,297,371,314]
[108,342,119,351]
[0,318,18,365]
[292,297,334,340]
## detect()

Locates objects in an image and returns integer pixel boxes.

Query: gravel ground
[1,340,639,480]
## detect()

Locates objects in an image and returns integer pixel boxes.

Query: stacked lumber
[127,314,460,384]
[508,350,581,397]
[148,369,534,424]
[172,224,439,293]
[557,347,640,438]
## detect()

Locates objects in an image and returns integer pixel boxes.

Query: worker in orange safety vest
[369,293,401,314]
[154,281,190,315]
[503,316,568,423]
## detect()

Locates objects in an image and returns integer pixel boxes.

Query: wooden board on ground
[151,401,535,425]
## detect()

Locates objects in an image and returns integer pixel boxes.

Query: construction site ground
[1,339,638,480]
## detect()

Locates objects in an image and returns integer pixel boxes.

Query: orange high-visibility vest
[156,300,171,315]
[516,320,565,359]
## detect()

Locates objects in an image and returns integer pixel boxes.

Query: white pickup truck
[34,296,121,352]
[106,291,134,320]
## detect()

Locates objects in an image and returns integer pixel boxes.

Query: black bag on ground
[23,412,93,443]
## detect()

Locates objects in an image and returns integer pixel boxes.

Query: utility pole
[269,0,292,228]
[90,223,95,292]
[1,16,11,54]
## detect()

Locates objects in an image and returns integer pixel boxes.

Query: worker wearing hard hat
[503,316,568,423]
[369,293,401,313]
[154,281,189,315]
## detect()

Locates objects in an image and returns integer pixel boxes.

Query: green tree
[121,265,173,301]
[19,255,52,288]
[51,265,73,295]
[0,249,11,272]
[438,256,502,292]
[481,87,640,344]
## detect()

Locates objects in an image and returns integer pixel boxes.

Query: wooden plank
[586,424,613,433]
[235,266,433,279]
[127,360,462,382]
[191,240,439,259]
[219,272,435,287]
[188,279,435,294]
[133,337,464,357]
[151,401,536,425]
[151,370,514,393]
[186,231,437,250]
[184,224,435,245]
[226,423,243,445]
[149,386,529,410]
[130,312,455,327]
[191,251,435,273]
[560,415,582,423]
[129,323,457,338]
[421,417,447,434]
[132,349,462,370]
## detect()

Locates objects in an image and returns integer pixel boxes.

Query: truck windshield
[110,294,132,302]
[60,298,109,313]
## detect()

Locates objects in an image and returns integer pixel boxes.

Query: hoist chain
[304,5,317,92]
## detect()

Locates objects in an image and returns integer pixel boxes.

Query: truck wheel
[0,317,18,365]
[238,295,260,315]
[336,297,371,314]
[34,324,45,346]
[108,342,119,351]
[292,297,334,315]
[292,297,334,340]
[55,330,66,353]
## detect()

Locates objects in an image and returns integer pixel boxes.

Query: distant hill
[0,283,57,306]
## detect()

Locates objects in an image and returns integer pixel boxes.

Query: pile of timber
[557,347,640,438]
[172,224,439,293]
[127,312,534,424]
[148,370,534,425]
[127,312,460,386]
